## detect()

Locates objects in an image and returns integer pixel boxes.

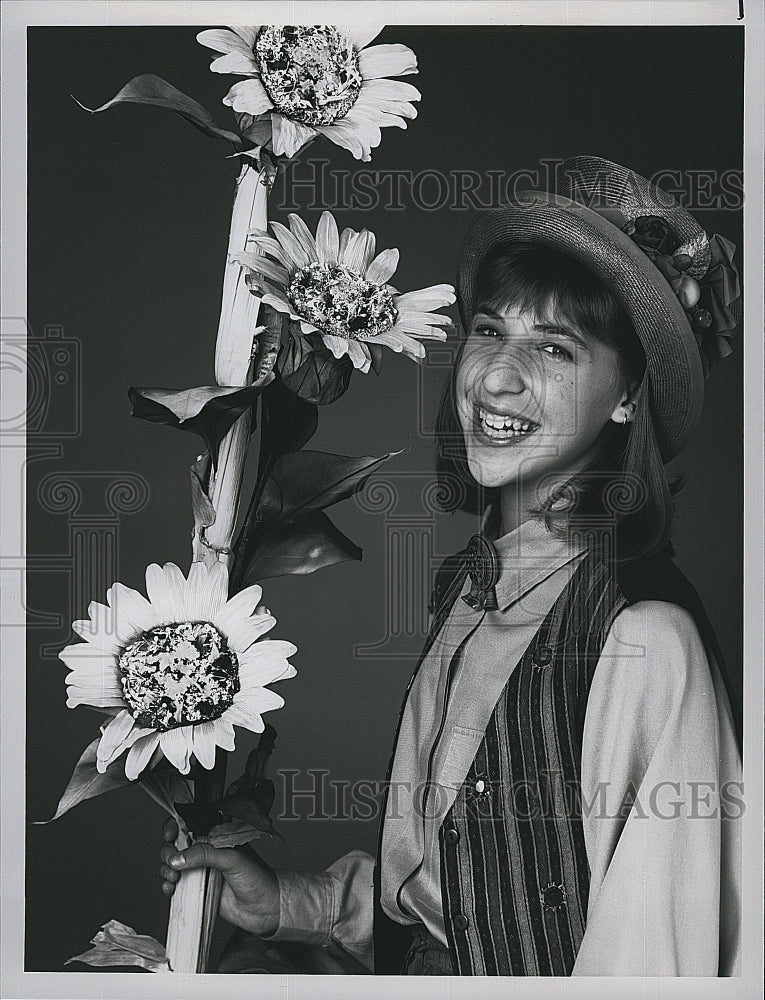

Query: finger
[254,605,271,616]
[161,881,176,897]
[167,842,243,876]
[160,864,179,883]
[160,844,177,865]
[163,817,178,842]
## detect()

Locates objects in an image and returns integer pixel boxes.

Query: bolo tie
[461,534,500,611]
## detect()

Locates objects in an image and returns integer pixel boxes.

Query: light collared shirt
[270,519,742,976]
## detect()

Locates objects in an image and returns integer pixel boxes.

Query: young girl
[159,156,742,977]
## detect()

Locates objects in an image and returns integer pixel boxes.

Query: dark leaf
[367,343,384,375]
[260,379,318,464]
[139,762,193,822]
[175,801,222,838]
[75,74,244,148]
[258,450,397,524]
[206,817,273,848]
[34,737,132,824]
[278,333,353,405]
[238,509,362,583]
[216,779,278,838]
[129,385,260,469]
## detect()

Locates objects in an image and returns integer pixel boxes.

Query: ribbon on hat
[625,216,741,377]
[461,534,500,611]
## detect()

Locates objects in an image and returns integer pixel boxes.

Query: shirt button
[444,827,460,846]
[533,644,553,666]
[453,913,469,931]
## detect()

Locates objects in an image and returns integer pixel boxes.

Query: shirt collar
[477,507,586,611]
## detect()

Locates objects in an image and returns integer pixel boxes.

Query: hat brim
[457,192,704,462]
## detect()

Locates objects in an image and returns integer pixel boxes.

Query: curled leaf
[75,74,244,149]
[129,385,261,469]
[34,737,131,824]
[66,919,169,972]
[260,378,318,463]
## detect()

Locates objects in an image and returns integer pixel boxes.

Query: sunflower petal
[222,700,264,733]
[215,584,263,633]
[159,727,192,773]
[394,284,456,311]
[226,614,277,653]
[315,211,340,264]
[271,115,318,158]
[229,26,261,49]
[338,227,356,257]
[320,334,351,361]
[343,25,384,49]
[97,710,138,767]
[192,723,217,770]
[359,43,418,80]
[223,79,273,115]
[145,563,186,625]
[210,51,259,75]
[125,733,161,781]
[244,235,291,268]
[287,214,319,263]
[365,248,399,285]
[358,78,422,104]
[342,230,377,275]
[238,654,296,687]
[270,221,311,270]
[345,340,372,372]
[197,29,252,55]
[106,583,157,640]
[210,717,237,750]
[230,252,289,286]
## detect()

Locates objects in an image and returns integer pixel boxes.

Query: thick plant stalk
[193,162,271,569]
[171,161,270,972]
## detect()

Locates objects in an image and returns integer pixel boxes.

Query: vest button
[533,644,553,666]
[444,827,460,846]
[453,913,469,931]
[540,883,567,910]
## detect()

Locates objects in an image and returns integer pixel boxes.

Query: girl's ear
[609,380,641,426]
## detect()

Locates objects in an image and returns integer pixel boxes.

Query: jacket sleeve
[573,601,742,976]
[265,849,376,971]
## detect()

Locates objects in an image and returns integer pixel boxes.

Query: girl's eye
[472,323,501,339]
[541,343,573,361]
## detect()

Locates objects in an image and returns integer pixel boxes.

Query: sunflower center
[119,622,239,732]
[255,26,362,127]
[288,261,397,340]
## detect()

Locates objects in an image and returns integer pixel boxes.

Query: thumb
[169,842,247,877]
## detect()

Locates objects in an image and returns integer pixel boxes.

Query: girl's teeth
[478,408,535,437]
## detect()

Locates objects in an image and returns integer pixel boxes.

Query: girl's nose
[482,354,528,396]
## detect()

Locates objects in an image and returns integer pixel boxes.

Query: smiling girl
[160,157,742,977]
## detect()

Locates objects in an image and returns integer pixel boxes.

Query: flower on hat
[197,25,420,161]
[232,210,455,372]
[60,562,296,780]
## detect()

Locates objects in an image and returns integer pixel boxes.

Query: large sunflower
[60,562,296,780]
[197,25,420,161]
[233,210,455,372]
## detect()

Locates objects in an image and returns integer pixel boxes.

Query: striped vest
[373,546,735,975]
[439,555,624,975]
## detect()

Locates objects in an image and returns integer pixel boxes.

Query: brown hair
[435,243,679,562]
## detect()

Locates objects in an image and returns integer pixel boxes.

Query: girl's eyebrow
[473,304,504,319]
[532,322,590,350]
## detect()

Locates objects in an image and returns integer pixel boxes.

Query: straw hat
[457,156,741,461]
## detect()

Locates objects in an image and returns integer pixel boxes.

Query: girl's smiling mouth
[473,404,541,443]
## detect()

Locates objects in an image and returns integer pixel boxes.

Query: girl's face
[456,303,633,505]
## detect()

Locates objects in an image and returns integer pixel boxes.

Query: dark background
[26,26,744,971]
